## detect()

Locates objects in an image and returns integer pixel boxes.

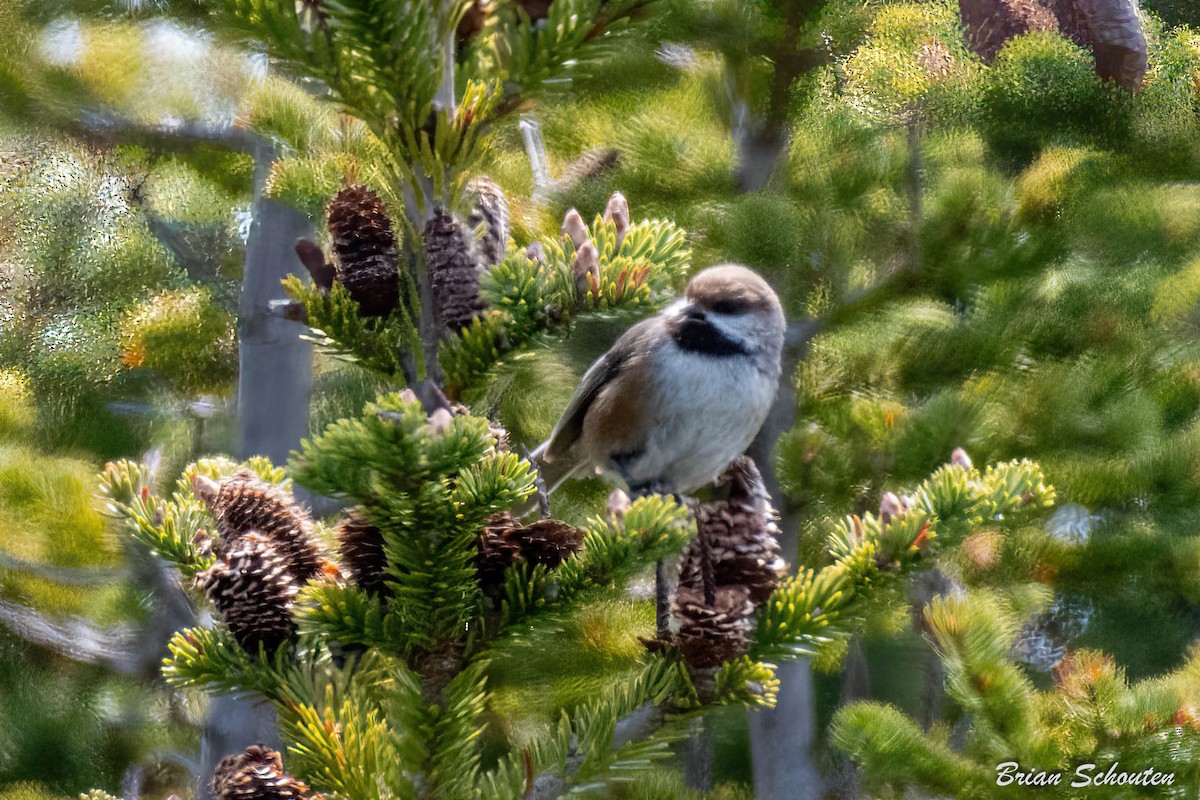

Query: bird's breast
[627,343,777,491]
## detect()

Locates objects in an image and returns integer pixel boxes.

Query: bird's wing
[541,317,657,463]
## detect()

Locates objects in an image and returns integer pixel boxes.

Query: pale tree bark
[745,321,823,800]
[236,141,315,465]
[197,140,311,799]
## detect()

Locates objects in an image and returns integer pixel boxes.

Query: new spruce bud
[573,240,600,295]
[879,491,903,526]
[603,191,630,249]
[561,208,589,249]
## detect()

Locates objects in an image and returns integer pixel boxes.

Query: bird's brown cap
[685,264,781,314]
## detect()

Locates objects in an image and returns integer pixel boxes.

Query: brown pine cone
[475,512,524,594]
[212,745,317,800]
[515,519,585,568]
[336,508,389,596]
[192,469,323,585]
[327,183,400,317]
[195,533,300,654]
[423,208,487,331]
[679,457,786,605]
[673,585,756,669]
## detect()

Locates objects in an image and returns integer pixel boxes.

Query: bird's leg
[627,479,683,640]
[655,559,670,639]
[520,445,552,519]
[698,527,716,606]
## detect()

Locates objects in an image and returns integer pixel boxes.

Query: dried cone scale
[326,184,400,317]
[192,469,324,584]
[516,518,585,568]
[466,175,510,266]
[195,532,301,654]
[212,745,319,800]
[678,457,786,605]
[423,208,487,331]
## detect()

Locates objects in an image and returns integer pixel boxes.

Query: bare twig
[0,599,138,672]
[522,446,553,519]
[655,559,669,639]
[0,547,124,585]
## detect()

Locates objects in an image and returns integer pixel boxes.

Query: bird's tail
[544,461,591,496]
[527,439,549,462]
[525,439,590,497]
[519,442,592,516]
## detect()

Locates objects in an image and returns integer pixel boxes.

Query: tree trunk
[198,140,312,798]
[749,660,821,799]
[236,141,315,465]
[683,716,714,792]
[733,102,789,194]
[746,325,821,800]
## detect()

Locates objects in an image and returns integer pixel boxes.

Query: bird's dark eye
[710,299,747,315]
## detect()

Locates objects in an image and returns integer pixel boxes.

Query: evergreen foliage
[98,385,1054,796]
[833,591,1200,798]
[2,0,1200,796]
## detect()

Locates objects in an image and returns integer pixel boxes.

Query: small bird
[537,264,785,496]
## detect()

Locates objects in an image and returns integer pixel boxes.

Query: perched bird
[537,264,784,495]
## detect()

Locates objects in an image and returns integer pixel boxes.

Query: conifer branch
[833,590,1200,796]
[496,495,691,631]
[754,459,1054,661]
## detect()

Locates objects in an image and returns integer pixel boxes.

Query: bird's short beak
[681,303,706,322]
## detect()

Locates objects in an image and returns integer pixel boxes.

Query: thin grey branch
[77,110,261,153]
[0,599,138,672]
[0,547,125,585]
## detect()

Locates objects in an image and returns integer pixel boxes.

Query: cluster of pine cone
[661,457,787,670]
[329,394,583,604]
[337,503,586,608]
[474,512,585,603]
[189,397,583,651]
[192,470,336,654]
[212,746,317,800]
[333,497,586,608]
[294,178,509,331]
